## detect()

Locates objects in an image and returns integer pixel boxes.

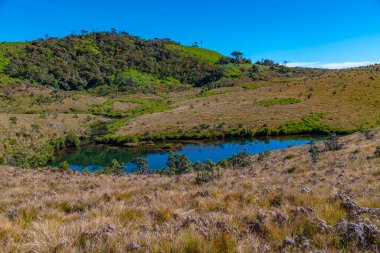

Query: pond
[52,136,322,172]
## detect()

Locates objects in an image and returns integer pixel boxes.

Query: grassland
[0,129,379,252]
[166,44,223,63]
[112,67,380,142]
[1,65,380,151]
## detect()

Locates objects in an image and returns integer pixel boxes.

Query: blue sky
[1,0,379,68]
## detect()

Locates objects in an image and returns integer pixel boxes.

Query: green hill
[166,44,223,63]
[0,33,227,90]
[0,32,329,92]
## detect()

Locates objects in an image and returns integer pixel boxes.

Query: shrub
[284,154,296,159]
[257,150,271,161]
[105,159,124,175]
[362,130,375,140]
[9,116,17,125]
[222,149,252,168]
[194,160,221,184]
[131,157,150,175]
[375,146,380,157]
[165,152,193,175]
[309,141,320,163]
[59,161,70,172]
[324,133,343,151]
[65,132,80,148]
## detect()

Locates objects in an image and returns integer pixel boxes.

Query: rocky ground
[0,130,379,252]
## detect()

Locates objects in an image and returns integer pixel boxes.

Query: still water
[53,136,321,172]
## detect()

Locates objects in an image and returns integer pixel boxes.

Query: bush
[375,146,380,157]
[59,161,70,172]
[222,149,252,169]
[324,133,343,151]
[165,152,193,175]
[309,141,320,163]
[131,157,150,175]
[363,130,375,140]
[65,132,80,148]
[194,160,221,184]
[257,150,271,161]
[104,159,124,175]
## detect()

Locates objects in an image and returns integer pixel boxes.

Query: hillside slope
[0,129,379,252]
[100,66,380,143]
[1,32,227,90]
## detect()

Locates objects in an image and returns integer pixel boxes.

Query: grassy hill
[100,66,380,144]
[0,33,227,90]
[0,32,328,92]
[166,44,224,63]
[1,129,379,252]
[0,31,379,167]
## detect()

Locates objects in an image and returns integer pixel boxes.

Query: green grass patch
[93,98,172,137]
[184,89,236,100]
[0,42,27,73]
[242,83,258,90]
[257,98,300,107]
[166,44,223,63]
[271,113,350,135]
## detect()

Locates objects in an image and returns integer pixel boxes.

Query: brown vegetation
[0,129,379,252]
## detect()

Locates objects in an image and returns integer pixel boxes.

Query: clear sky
[1,0,379,68]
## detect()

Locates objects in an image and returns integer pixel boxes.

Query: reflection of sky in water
[53,137,320,172]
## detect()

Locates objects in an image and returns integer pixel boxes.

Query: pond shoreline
[52,135,325,171]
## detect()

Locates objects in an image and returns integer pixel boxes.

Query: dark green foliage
[374,146,380,157]
[221,149,252,168]
[166,152,193,175]
[324,133,343,151]
[362,130,375,140]
[6,32,225,90]
[131,157,150,174]
[4,144,55,168]
[105,159,124,175]
[257,150,271,161]
[309,141,320,163]
[9,116,17,125]
[194,160,221,184]
[59,161,70,172]
[65,132,80,148]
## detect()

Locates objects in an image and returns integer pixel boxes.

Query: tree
[131,157,150,174]
[106,159,124,175]
[166,152,193,175]
[283,60,289,66]
[224,149,252,169]
[81,30,88,35]
[231,51,243,60]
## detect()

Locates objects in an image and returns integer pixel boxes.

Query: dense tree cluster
[217,51,252,65]
[5,32,225,90]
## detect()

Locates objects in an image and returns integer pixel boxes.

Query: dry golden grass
[117,69,380,136]
[1,129,379,252]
